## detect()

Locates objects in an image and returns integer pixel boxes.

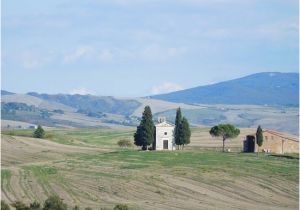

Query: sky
[2,0,299,97]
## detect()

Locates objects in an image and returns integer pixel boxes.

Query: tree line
[133,106,191,150]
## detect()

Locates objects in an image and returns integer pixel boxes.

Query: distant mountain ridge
[26,92,141,116]
[151,72,299,106]
[1,72,299,134]
[1,90,15,95]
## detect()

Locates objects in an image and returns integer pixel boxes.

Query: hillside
[1,92,299,135]
[151,72,299,106]
[1,93,142,128]
[1,72,299,135]
[27,92,141,116]
[1,90,15,95]
[1,128,298,210]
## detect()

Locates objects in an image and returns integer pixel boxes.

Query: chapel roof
[155,121,175,127]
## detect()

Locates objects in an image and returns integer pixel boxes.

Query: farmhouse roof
[263,129,299,142]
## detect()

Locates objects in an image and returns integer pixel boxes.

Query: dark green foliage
[256,125,264,156]
[117,139,133,148]
[134,125,143,147]
[30,201,41,210]
[134,106,155,150]
[7,197,104,210]
[33,125,45,138]
[1,200,10,210]
[181,117,191,147]
[256,125,263,147]
[174,108,191,149]
[174,107,183,147]
[11,201,30,210]
[43,195,67,210]
[209,124,240,152]
[113,204,130,210]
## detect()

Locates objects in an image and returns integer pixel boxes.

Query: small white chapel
[154,117,176,150]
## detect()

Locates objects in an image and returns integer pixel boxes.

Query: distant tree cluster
[1,102,52,120]
[1,196,132,210]
[53,109,65,114]
[76,109,105,118]
[174,108,191,150]
[1,102,38,113]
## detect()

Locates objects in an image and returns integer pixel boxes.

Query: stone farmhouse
[154,117,176,150]
[243,129,299,154]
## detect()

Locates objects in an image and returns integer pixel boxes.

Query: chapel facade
[154,117,176,150]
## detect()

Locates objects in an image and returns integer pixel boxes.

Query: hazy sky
[2,0,299,97]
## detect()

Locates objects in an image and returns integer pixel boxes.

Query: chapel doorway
[163,140,168,150]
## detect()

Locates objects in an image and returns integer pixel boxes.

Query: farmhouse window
[164,132,167,135]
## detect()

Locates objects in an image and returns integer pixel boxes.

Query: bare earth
[1,128,298,210]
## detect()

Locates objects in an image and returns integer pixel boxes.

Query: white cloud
[70,87,96,95]
[150,82,183,95]
[99,49,113,62]
[64,46,93,63]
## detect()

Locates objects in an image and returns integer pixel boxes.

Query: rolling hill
[151,72,299,106]
[27,92,141,116]
[1,72,299,134]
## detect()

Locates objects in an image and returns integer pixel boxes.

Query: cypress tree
[256,125,263,155]
[174,107,183,149]
[134,106,155,150]
[181,117,191,149]
[134,125,143,147]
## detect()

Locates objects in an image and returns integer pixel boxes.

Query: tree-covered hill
[27,92,141,116]
[151,72,299,106]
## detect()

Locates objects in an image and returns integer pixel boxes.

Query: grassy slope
[1,128,299,210]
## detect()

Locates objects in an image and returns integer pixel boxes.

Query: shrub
[117,139,132,148]
[43,195,67,210]
[11,201,29,210]
[45,133,54,139]
[1,200,11,210]
[73,205,80,210]
[33,125,45,138]
[85,208,92,210]
[30,201,41,210]
[113,204,130,210]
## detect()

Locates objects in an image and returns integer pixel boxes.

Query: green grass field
[1,128,299,210]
